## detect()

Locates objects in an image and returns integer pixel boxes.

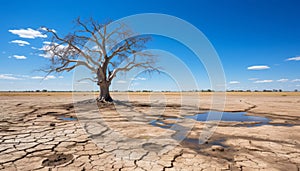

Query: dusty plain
[0,92,299,171]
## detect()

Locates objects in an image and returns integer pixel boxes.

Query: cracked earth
[0,92,300,170]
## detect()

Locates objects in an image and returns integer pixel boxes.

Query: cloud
[10,40,30,46]
[17,74,30,78]
[247,65,270,70]
[277,79,289,82]
[9,28,47,39]
[13,55,27,59]
[291,79,300,82]
[38,54,51,58]
[31,76,44,79]
[254,80,273,83]
[40,27,56,33]
[39,41,68,58]
[116,80,127,84]
[38,42,53,58]
[46,75,56,79]
[58,76,64,79]
[132,77,147,81]
[91,45,102,51]
[286,56,300,61]
[31,75,56,80]
[0,74,23,80]
[76,81,88,84]
[43,41,52,45]
[229,81,240,84]
[248,78,258,81]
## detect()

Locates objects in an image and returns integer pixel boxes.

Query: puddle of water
[185,111,270,124]
[58,116,77,121]
[149,111,293,151]
[150,111,271,128]
[150,111,294,129]
[149,120,174,129]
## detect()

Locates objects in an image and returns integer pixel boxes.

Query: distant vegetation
[2,89,298,92]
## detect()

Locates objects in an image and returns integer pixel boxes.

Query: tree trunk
[97,82,113,103]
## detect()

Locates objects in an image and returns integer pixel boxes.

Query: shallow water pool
[58,116,77,121]
[185,111,270,123]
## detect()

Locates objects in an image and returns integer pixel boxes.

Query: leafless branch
[41,17,158,90]
[76,77,97,82]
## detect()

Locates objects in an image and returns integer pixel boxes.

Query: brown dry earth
[0,92,299,171]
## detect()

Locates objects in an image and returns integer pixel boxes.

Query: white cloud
[16,74,29,78]
[39,41,69,58]
[43,41,52,45]
[46,75,56,79]
[0,74,23,80]
[229,81,240,84]
[76,81,88,84]
[132,77,147,81]
[10,40,30,46]
[38,42,53,58]
[247,65,270,70]
[291,79,300,82]
[277,79,289,82]
[38,54,51,58]
[254,80,273,83]
[248,78,258,81]
[13,55,27,59]
[31,75,56,80]
[40,27,56,33]
[286,56,300,61]
[116,80,126,84]
[31,76,44,79]
[39,42,52,51]
[91,45,102,50]
[58,76,64,79]
[9,28,47,39]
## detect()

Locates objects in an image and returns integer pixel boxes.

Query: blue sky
[1,0,300,91]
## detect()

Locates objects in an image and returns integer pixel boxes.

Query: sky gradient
[1,0,300,91]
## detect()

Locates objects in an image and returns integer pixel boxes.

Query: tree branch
[41,18,156,91]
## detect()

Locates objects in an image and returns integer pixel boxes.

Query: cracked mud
[0,92,299,170]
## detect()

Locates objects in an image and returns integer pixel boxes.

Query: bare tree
[41,18,157,102]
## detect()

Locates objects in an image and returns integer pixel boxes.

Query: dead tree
[41,18,157,102]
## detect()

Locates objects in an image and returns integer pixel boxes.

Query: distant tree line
[3,89,299,92]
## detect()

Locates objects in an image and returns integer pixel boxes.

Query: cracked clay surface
[0,92,299,170]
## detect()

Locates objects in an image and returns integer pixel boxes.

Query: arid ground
[0,92,299,171]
